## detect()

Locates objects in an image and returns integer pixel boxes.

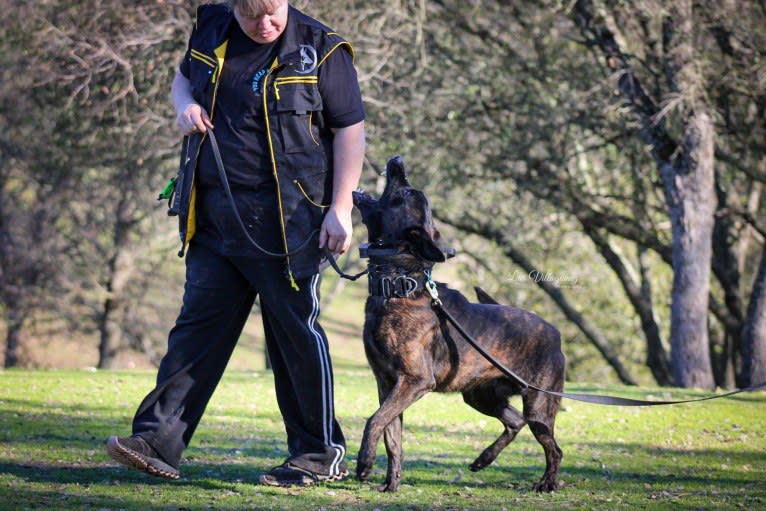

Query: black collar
[359,242,455,299]
[367,264,430,299]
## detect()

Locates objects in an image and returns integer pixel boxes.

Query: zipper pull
[274,80,281,100]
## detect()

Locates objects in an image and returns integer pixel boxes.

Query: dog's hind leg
[523,392,563,492]
[462,386,526,472]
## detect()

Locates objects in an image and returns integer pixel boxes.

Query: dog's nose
[384,156,409,185]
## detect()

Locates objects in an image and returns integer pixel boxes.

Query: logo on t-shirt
[296,45,318,74]
[251,68,268,95]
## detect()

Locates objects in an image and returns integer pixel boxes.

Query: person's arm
[319,120,366,255]
[171,69,214,136]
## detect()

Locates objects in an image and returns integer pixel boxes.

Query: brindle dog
[352,156,566,493]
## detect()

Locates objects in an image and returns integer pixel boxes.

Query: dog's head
[353,156,446,265]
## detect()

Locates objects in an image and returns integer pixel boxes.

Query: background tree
[1,1,80,367]
[1,0,763,387]
[1,0,191,368]
[338,0,765,387]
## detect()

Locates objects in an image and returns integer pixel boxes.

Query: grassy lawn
[0,368,764,510]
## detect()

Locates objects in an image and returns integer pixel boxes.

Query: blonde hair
[226,0,286,17]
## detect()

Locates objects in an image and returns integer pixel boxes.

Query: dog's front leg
[356,375,433,486]
[381,413,403,492]
[374,379,404,492]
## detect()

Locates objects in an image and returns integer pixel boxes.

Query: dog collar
[368,266,431,299]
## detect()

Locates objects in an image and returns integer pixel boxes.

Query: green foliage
[0,369,764,510]
[2,1,764,384]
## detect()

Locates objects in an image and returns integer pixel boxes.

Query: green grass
[0,369,764,511]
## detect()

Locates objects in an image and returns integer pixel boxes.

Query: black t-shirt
[179,22,365,189]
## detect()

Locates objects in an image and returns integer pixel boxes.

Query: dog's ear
[353,189,377,211]
[405,227,446,262]
[385,156,410,187]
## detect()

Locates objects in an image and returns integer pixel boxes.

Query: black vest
[169,4,354,284]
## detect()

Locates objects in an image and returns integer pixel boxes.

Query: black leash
[209,129,317,258]
[322,247,368,281]
[210,128,372,282]
[422,275,766,406]
[210,143,764,405]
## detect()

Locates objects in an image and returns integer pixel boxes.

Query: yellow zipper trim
[182,40,228,253]
[307,111,319,146]
[294,179,329,208]
[273,76,319,84]
[212,40,228,84]
[263,64,300,291]
[190,49,217,68]
[273,77,318,101]
[319,41,355,65]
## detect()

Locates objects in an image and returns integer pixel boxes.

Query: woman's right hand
[176,103,214,136]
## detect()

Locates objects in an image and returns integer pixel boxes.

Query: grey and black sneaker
[258,460,348,487]
[106,435,180,480]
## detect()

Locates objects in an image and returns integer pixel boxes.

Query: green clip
[158,177,176,200]
[425,270,441,305]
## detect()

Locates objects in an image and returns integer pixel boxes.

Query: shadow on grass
[2,450,763,491]
[0,397,287,429]
[0,460,273,488]
[2,387,764,510]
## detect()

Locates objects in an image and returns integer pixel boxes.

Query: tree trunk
[4,309,25,368]
[736,180,763,385]
[582,225,672,385]
[439,215,637,385]
[741,246,766,386]
[637,246,673,386]
[503,243,637,385]
[711,173,745,388]
[709,326,736,390]
[98,296,123,369]
[661,111,717,389]
[97,198,137,369]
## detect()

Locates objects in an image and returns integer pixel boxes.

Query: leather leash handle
[322,247,368,281]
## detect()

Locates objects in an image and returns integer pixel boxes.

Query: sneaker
[106,435,180,480]
[258,460,348,487]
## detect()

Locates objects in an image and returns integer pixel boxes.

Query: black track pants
[131,242,346,475]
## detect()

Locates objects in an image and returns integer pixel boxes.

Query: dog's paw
[469,452,493,472]
[469,460,486,472]
[533,478,559,492]
[355,462,372,482]
[377,480,400,492]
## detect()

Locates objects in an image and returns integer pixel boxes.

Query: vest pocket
[282,165,332,210]
[274,82,323,154]
[293,178,330,208]
[188,52,216,98]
